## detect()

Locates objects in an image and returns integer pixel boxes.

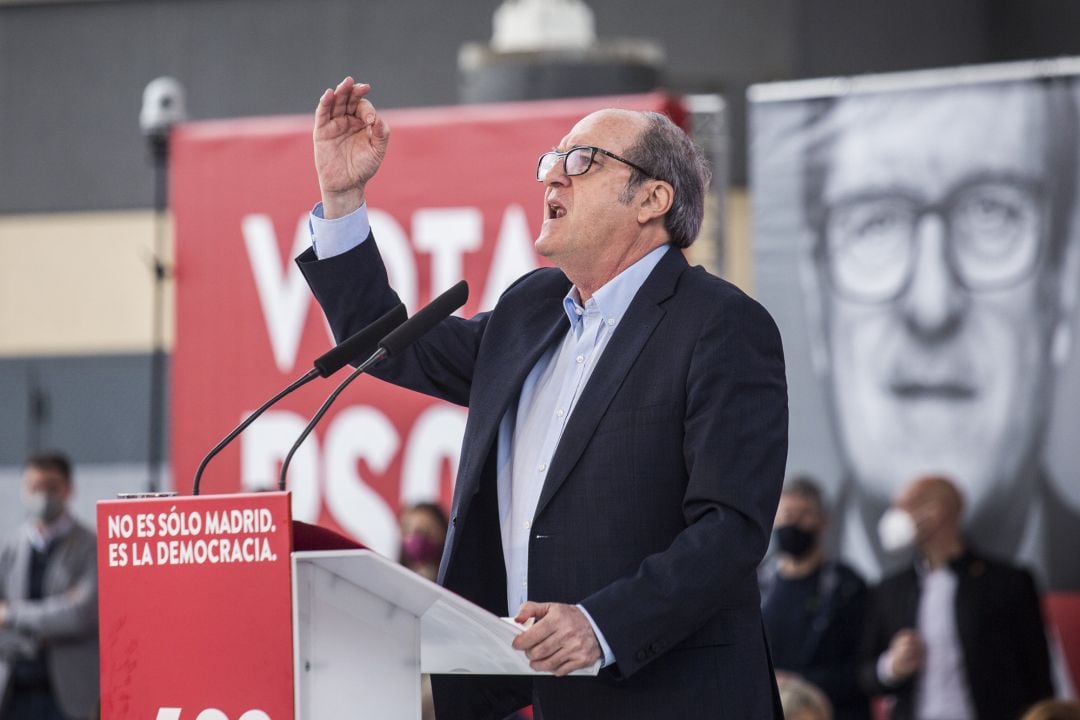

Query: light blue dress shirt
[310,203,669,668]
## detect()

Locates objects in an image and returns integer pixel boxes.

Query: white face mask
[878,507,917,553]
[24,491,66,524]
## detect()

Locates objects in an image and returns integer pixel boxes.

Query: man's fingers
[371,114,390,142]
[355,98,378,127]
[529,646,592,676]
[330,90,350,118]
[512,603,601,676]
[346,83,371,116]
[551,656,588,677]
[511,617,556,652]
[330,77,355,118]
[523,633,562,662]
[314,88,335,126]
[515,601,551,624]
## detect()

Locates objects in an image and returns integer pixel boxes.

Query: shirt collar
[26,512,74,552]
[562,244,670,328]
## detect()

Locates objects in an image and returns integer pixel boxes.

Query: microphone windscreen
[313,302,407,377]
[380,281,468,358]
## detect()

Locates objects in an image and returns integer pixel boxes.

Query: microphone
[379,280,469,358]
[191,302,407,495]
[277,281,469,491]
[312,303,408,377]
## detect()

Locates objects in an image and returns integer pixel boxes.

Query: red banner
[97,493,294,719]
[171,93,686,557]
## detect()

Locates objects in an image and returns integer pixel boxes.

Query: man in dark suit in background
[761,476,870,720]
[860,475,1053,720]
[297,77,789,719]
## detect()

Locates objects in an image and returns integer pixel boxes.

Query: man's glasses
[817,177,1047,303]
[536,145,653,182]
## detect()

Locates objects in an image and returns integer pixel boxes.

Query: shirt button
[524,520,531,529]
[556,408,565,418]
[522,581,528,588]
[538,463,547,472]
[607,318,616,326]
[574,307,583,316]
[576,355,585,364]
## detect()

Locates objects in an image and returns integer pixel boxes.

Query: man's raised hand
[313,77,390,219]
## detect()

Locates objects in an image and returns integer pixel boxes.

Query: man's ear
[1052,230,1080,366]
[636,180,674,225]
[798,228,831,376]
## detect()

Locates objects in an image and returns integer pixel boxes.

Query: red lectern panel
[98,492,294,720]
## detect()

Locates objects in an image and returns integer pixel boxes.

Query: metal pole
[147,134,168,492]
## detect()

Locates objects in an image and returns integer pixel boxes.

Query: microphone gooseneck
[191,302,406,495]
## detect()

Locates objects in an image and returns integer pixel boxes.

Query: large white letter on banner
[240,409,320,522]
[242,215,313,373]
[324,406,401,556]
[413,207,483,304]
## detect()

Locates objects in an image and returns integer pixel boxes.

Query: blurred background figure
[398,502,449,582]
[1022,699,1080,720]
[761,476,870,720]
[398,501,449,720]
[0,452,99,720]
[860,474,1053,720]
[779,673,835,720]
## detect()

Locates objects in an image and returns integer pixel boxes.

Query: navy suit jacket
[298,236,789,720]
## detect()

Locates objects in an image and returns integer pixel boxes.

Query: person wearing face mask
[761,477,871,720]
[397,502,449,720]
[0,452,99,720]
[399,502,449,582]
[860,474,1054,720]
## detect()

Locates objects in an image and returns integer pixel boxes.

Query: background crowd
[764,474,1073,720]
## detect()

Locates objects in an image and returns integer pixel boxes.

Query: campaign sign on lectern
[98,493,295,720]
[98,492,596,720]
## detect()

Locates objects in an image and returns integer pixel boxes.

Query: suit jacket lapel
[533,249,687,520]
[453,280,569,511]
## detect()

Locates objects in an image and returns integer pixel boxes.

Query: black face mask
[775,524,817,559]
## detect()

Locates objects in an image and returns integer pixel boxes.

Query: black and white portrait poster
[750,59,1080,592]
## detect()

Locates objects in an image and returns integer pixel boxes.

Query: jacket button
[650,642,663,653]
[636,649,647,662]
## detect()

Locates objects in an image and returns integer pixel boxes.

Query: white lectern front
[293,550,599,720]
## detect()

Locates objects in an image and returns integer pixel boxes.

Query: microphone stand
[277,349,388,491]
[192,368,319,495]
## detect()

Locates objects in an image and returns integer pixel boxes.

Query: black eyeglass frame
[811,175,1050,304]
[536,145,654,182]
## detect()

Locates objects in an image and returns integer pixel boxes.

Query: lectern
[97,492,595,720]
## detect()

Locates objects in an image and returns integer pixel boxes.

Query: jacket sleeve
[580,291,789,678]
[5,530,98,642]
[297,235,487,407]
[1013,569,1055,703]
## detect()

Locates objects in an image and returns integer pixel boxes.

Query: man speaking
[297,77,789,719]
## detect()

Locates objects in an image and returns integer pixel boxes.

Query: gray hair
[620,111,711,249]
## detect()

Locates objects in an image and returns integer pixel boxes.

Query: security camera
[140,77,187,137]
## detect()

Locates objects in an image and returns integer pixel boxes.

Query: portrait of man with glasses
[797,78,1080,590]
